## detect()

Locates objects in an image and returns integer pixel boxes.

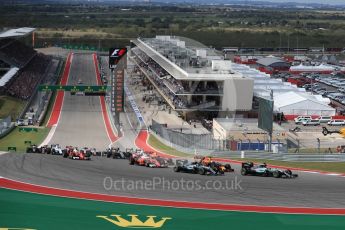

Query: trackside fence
[150,119,286,152]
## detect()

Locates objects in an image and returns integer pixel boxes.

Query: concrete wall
[212,119,228,140]
[222,77,254,111]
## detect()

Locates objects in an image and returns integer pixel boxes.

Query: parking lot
[303,73,345,112]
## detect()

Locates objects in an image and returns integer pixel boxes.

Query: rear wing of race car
[175,159,188,166]
[242,162,254,169]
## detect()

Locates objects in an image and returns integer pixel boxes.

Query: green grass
[0,96,25,120]
[288,148,338,154]
[0,127,50,152]
[232,158,345,174]
[148,134,191,157]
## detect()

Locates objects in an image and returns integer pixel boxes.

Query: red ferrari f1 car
[63,146,91,160]
[129,151,170,168]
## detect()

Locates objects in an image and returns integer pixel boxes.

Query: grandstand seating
[7,54,51,100]
[0,38,36,68]
[132,48,220,109]
[0,38,51,100]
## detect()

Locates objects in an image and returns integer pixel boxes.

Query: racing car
[50,144,63,155]
[200,157,234,173]
[129,151,169,168]
[81,147,100,156]
[63,146,91,160]
[26,144,51,154]
[173,160,228,175]
[104,147,131,159]
[241,162,298,178]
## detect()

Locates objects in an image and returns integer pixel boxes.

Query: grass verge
[0,127,50,152]
[0,96,25,120]
[147,134,192,157]
[288,148,337,154]
[232,158,345,174]
[147,135,345,173]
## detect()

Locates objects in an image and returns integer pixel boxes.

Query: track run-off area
[1,178,345,230]
[1,53,345,229]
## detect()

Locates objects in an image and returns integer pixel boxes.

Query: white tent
[289,64,334,72]
[274,91,335,116]
[231,62,335,115]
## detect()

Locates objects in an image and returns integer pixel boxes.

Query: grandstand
[0,28,51,100]
[6,54,51,100]
[130,36,254,119]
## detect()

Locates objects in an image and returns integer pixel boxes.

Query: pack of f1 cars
[129,151,171,168]
[63,146,91,160]
[241,162,298,178]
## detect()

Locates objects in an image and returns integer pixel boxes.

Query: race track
[1,52,344,214]
[0,152,344,208]
[48,53,111,149]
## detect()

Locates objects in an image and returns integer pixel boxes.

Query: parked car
[317,116,332,123]
[322,91,337,97]
[327,93,344,100]
[315,90,326,95]
[335,95,345,101]
[302,119,320,126]
[16,119,26,126]
[328,119,345,126]
[336,83,345,88]
[294,116,312,124]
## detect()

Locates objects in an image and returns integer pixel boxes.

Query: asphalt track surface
[1,152,345,208]
[48,54,111,149]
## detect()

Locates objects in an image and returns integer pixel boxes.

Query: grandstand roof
[0,27,35,38]
[0,67,19,87]
[133,36,243,80]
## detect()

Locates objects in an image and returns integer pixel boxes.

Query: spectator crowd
[7,54,51,100]
[132,48,188,109]
[131,48,221,109]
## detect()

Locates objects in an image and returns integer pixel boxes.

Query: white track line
[39,125,57,147]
